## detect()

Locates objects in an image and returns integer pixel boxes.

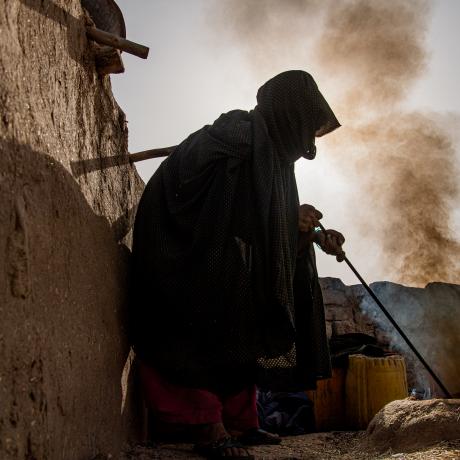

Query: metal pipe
[317,222,451,398]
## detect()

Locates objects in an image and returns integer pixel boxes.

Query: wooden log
[86,26,149,59]
[129,146,177,163]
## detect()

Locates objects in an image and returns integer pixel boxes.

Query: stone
[325,305,354,322]
[320,277,351,306]
[330,320,359,336]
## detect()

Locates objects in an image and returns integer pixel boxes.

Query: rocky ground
[122,433,460,460]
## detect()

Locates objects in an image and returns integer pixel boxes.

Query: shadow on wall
[0,138,143,459]
[70,153,133,177]
[70,154,139,242]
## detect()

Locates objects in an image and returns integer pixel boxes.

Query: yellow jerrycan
[345,354,408,429]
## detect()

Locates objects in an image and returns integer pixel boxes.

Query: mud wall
[0,1,144,458]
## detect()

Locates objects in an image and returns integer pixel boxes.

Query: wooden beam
[86,26,149,59]
[129,146,176,163]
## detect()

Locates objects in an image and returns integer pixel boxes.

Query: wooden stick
[86,26,149,59]
[129,146,177,163]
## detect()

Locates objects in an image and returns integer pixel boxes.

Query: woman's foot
[193,422,254,458]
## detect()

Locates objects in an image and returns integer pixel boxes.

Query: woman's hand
[298,204,323,233]
[298,204,323,252]
[297,205,346,261]
[315,229,346,262]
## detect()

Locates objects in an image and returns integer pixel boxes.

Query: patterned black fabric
[256,70,340,161]
[130,70,340,392]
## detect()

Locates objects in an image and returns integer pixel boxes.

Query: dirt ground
[122,433,460,460]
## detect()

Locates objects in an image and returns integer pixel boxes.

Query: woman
[130,70,344,459]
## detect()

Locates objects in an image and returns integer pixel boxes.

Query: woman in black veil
[131,70,344,459]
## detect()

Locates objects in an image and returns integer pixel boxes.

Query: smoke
[210,0,324,72]
[358,282,460,396]
[341,115,460,286]
[210,0,460,286]
[315,0,429,111]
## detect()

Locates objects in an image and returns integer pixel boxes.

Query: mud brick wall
[320,277,378,340]
[0,1,144,458]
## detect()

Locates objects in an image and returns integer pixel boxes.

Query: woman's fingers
[298,204,323,232]
[314,209,323,221]
[298,209,346,262]
[326,229,345,246]
[318,229,346,260]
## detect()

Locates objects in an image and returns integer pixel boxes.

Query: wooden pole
[86,26,149,59]
[129,146,176,163]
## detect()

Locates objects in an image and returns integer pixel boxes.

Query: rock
[331,320,357,336]
[320,277,351,306]
[325,305,354,322]
[366,398,460,453]
[320,278,379,339]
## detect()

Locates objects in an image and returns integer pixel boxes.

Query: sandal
[238,428,281,446]
[193,436,255,459]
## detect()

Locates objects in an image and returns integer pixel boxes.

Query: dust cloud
[210,0,460,286]
[315,0,429,110]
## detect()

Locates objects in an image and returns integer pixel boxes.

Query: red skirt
[140,362,259,431]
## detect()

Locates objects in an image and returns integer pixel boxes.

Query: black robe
[130,71,340,392]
